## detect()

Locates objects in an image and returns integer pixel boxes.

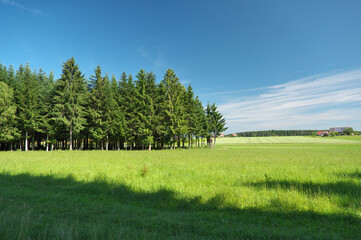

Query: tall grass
[0,143,360,239]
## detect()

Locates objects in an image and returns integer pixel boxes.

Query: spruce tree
[88,66,107,149]
[135,69,157,150]
[0,82,19,147]
[53,57,87,150]
[103,74,122,150]
[159,69,187,149]
[206,103,227,148]
[193,97,207,148]
[124,74,137,149]
[145,72,157,150]
[110,74,124,150]
[0,61,227,152]
[39,70,55,151]
[184,85,196,148]
[15,64,42,151]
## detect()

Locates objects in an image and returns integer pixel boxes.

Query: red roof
[317,131,328,135]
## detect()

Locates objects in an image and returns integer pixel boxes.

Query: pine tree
[145,72,157,150]
[103,74,122,150]
[134,69,157,150]
[7,65,16,89]
[118,73,138,150]
[0,82,19,148]
[53,57,87,150]
[0,64,7,84]
[184,84,196,148]
[110,74,124,150]
[15,64,42,151]
[88,66,108,149]
[193,97,207,148]
[39,70,55,151]
[206,103,227,148]
[159,69,187,149]
[0,61,227,152]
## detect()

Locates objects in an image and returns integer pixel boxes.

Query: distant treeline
[0,58,227,151]
[227,130,317,137]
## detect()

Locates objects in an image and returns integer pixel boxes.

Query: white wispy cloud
[204,86,269,96]
[136,46,167,69]
[1,0,46,16]
[219,69,361,133]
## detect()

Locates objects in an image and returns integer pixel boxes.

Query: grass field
[0,139,361,239]
[217,135,361,144]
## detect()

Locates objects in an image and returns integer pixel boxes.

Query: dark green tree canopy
[0,60,227,151]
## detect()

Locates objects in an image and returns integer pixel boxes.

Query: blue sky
[1,0,361,133]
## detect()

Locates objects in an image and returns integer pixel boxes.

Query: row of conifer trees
[0,57,227,151]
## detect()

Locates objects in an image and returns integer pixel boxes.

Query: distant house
[329,127,351,134]
[317,131,329,136]
[220,133,224,137]
[232,133,237,137]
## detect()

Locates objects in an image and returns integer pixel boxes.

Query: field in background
[217,135,361,144]
[0,142,361,239]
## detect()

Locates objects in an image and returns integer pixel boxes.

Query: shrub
[343,128,354,135]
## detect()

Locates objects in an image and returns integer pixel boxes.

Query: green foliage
[88,66,107,143]
[159,69,188,148]
[343,128,354,135]
[0,61,226,150]
[206,103,227,148]
[0,82,19,141]
[52,57,87,150]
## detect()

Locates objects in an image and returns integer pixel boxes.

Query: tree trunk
[46,134,49,152]
[69,123,73,150]
[148,142,151,151]
[25,130,28,152]
[106,135,109,151]
[189,134,191,149]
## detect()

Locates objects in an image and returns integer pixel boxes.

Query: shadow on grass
[0,173,360,239]
[243,178,361,207]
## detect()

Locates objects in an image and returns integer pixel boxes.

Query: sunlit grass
[0,143,360,239]
[217,135,361,144]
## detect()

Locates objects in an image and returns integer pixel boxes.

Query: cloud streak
[219,69,361,133]
[1,0,46,16]
[136,46,167,69]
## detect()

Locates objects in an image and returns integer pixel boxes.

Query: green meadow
[1,137,361,239]
[217,135,361,144]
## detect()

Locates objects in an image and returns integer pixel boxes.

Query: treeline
[0,57,227,151]
[227,130,316,137]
